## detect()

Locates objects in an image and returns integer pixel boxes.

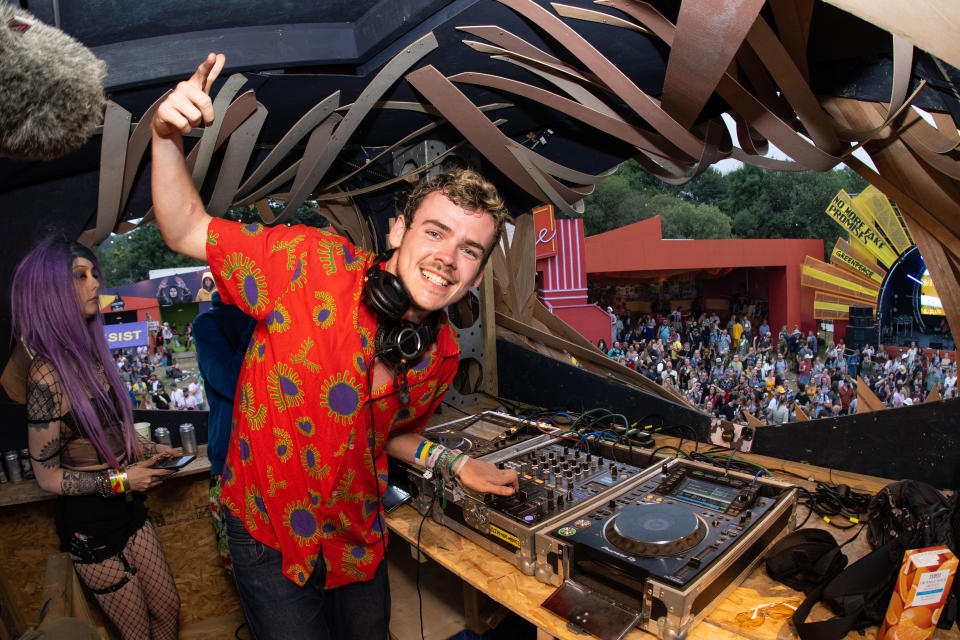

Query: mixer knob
[557,495,564,507]
[521,463,529,475]
[586,453,592,463]
[574,449,581,460]
[611,467,619,479]
[547,487,555,499]
[549,452,556,461]
[497,462,505,470]
[608,499,617,510]
[574,469,583,480]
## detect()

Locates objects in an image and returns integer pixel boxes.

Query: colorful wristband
[449,453,469,479]
[426,443,446,472]
[107,469,126,494]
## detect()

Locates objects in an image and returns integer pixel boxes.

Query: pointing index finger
[189,53,226,94]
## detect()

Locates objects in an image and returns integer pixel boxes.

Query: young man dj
[151,53,519,639]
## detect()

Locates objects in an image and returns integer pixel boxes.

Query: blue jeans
[226,513,390,640]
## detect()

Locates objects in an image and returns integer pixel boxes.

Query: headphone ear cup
[363,263,410,323]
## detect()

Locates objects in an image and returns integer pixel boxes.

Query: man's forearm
[150,132,211,259]
[384,431,427,467]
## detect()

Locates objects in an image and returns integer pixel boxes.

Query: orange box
[880,546,958,640]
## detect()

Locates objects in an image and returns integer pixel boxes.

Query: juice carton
[880,545,957,640]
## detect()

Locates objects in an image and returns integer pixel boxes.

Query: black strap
[793,538,903,640]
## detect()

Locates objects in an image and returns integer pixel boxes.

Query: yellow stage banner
[853,185,913,255]
[825,190,899,267]
[801,256,879,304]
[812,291,876,320]
[831,239,885,285]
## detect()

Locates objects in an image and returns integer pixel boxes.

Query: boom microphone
[0,5,106,161]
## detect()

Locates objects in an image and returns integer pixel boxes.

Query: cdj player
[536,458,797,640]
[404,412,668,574]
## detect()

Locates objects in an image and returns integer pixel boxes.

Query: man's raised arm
[150,53,225,260]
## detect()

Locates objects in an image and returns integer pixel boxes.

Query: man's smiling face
[385,191,496,323]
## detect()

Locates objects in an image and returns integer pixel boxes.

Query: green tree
[579,175,654,235]
[653,195,733,239]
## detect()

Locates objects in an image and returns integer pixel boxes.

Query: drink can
[153,427,172,447]
[4,451,23,483]
[179,423,197,454]
[0,464,7,484]
[19,448,34,480]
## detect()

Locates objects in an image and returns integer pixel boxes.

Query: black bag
[792,538,906,640]
[765,529,848,594]
[866,480,959,629]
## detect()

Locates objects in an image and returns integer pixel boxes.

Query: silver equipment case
[535,457,798,640]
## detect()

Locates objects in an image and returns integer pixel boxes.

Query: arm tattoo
[137,434,158,457]
[35,438,63,470]
[61,470,98,495]
[26,380,61,429]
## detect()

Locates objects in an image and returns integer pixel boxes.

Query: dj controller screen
[672,477,741,511]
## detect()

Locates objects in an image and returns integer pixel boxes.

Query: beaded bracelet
[107,469,127,494]
[95,471,112,498]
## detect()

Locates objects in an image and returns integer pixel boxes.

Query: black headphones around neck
[362,256,440,371]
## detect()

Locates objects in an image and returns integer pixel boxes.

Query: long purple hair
[10,236,137,466]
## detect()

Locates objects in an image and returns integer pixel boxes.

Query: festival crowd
[601,308,958,426]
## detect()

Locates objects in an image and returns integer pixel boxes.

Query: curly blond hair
[402,169,508,259]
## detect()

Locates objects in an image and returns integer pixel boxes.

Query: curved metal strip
[733,113,769,157]
[885,104,960,180]
[244,112,342,218]
[407,65,588,205]
[929,111,960,153]
[729,147,808,171]
[207,102,268,218]
[632,118,723,186]
[598,0,841,170]
[319,102,512,192]
[768,0,814,81]
[492,0,703,159]
[745,16,844,152]
[191,73,249,190]
[80,101,131,247]
[505,142,581,216]
[118,90,170,221]
[661,0,766,129]
[550,3,648,34]
[448,71,683,161]
[234,91,340,199]
[273,31,439,225]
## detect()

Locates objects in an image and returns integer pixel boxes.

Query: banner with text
[533,204,558,260]
[825,190,899,267]
[104,321,149,349]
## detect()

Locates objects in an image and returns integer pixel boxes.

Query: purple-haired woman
[11,237,181,640]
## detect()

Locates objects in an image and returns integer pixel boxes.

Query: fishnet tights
[72,521,180,640]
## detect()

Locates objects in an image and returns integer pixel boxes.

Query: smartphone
[381,484,411,513]
[151,454,196,471]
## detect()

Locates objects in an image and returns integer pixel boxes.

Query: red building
[583,217,822,341]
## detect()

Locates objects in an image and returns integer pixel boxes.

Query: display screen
[920,270,945,316]
[672,477,741,511]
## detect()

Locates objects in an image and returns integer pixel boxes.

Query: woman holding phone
[11,237,182,639]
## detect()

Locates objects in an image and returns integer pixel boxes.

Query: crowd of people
[601,308,958,426]
[113,344,206,411]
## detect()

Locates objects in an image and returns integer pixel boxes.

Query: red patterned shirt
[206,218,459,588]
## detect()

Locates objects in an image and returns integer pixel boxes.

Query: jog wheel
[604,502,707,556]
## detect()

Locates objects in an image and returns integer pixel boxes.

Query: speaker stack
[845,306,877,349]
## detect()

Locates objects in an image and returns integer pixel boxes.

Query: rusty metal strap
[207,102,268,218]
[661,0,766,129]
[235,112,342,213]
[494,0,703,160]
[272,31,439,225]
[407,64,589,206]
[448,71,682,161]
[79,101,131,247]
[234,91,340,200]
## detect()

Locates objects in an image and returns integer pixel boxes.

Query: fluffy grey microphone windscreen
[0,6,106,160]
